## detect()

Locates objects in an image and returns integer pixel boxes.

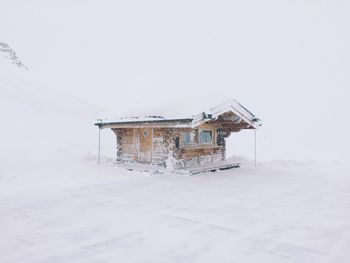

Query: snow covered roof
[95,116,193,128]
[95,99,261,129]
[193,99,261,129]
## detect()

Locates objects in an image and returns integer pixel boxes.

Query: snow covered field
[1,158,350,263]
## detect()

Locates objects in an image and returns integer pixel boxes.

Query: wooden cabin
[95,99,261,170]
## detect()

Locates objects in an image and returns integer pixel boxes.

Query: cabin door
[134,128,153,163]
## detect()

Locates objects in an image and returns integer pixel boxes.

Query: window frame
[182,132,191,145]
[199,129,213,145]
[180,131,195,146]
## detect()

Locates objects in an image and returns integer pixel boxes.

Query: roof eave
[95,118,194,129]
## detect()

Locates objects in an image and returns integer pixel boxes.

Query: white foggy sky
[1,0,350,161]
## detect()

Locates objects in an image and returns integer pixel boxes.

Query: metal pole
[254,129,257,166]
[98,127,101,164]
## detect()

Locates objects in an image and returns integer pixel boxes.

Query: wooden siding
[152,128,171,165]
[112,128,134,162]
[138,128,153,163]
[113,122,228,168]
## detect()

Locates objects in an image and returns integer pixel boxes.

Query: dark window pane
[175,137,180,148]
[217,128,225,146]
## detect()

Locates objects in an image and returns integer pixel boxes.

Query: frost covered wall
[152,128,171,166]
[112,125,226,168]
[172,124,224,168]
[113,129,134,162]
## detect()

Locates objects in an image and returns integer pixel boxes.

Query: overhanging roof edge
[95,118,194,128]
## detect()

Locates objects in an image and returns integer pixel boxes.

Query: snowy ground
[1,157,349,263]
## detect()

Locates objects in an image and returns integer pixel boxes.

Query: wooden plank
[138,128,153,163]
[190,163,240,175]
[132,128,138,161]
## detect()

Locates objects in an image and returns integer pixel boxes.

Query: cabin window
[217,128,225,146]
[175,137,180,149]
[182,132,191,145]
[199,130,212,144]
[181,131,195,146]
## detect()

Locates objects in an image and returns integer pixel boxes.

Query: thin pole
[254,129,257,166]
[98,127,101,164]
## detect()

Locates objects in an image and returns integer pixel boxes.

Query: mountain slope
[0,56,106,179]
[0,42,27,69]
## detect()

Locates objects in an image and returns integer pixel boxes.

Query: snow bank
[1,158,350,263]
